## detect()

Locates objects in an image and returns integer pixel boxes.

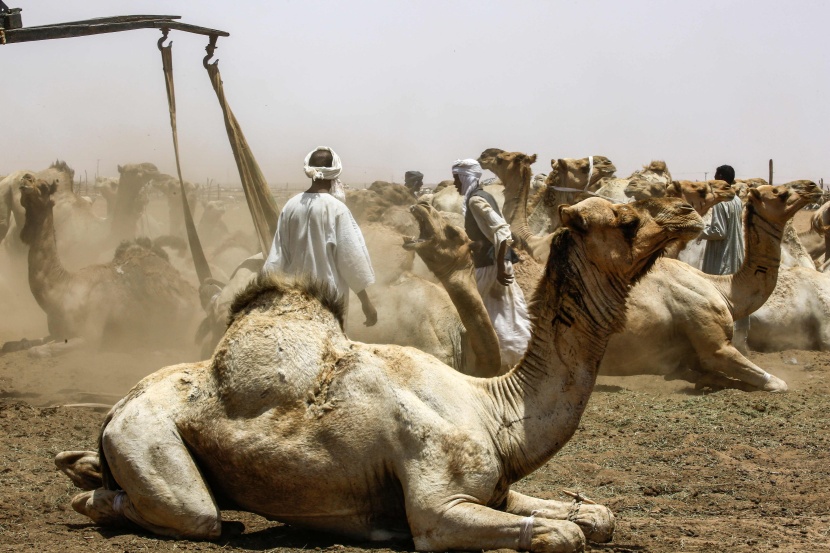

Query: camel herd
[0,151,826,551]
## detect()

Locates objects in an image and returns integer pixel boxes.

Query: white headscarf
[304,146,343,182]
[452,159,483,216]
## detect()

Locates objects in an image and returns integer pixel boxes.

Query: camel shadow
[65,521,414,551]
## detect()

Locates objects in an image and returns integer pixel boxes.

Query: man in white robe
[264,147,377,327]
[453,159,531,368]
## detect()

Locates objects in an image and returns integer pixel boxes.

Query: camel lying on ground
[601,181,822,391]
[56,195,702,553]
[13,177,198,356]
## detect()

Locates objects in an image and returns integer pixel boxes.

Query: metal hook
[157,28,170,51]
[203,34,218,69]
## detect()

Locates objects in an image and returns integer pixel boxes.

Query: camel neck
[716,204,784,319]
[480,230,628,483]
[442,267,502,376]
[112,174,148,240]
[25,209,71,311]
[499,166,530,225]
[510,164,538,247]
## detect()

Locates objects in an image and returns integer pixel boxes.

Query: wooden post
[769,159,773,186]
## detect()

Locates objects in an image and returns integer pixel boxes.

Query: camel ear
[552,159,562,170]
[748,188,762,201]
[528,154,537,164]
[667,180,681,198]
[560,204,588,233]
[117,164,123,174]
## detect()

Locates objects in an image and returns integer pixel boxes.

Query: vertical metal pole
[769,159,773,186]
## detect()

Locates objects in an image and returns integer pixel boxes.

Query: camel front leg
[684,319,786,392]
[505,490,615,543]
[700,344,787,392]
[408,498,585,552]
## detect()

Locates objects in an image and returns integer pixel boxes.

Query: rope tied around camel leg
[112,491,127,516]
[518,509,539,550]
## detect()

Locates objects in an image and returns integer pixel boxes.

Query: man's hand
[357,289,377,327]
[497,264,515,287]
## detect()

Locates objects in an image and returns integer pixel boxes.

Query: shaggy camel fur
[17,177,198,355]
[56,196,702,553]
[600,181,822,391]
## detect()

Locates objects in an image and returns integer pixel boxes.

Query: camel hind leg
[72,399,222,539]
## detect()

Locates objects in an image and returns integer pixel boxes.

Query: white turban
[452,159,483,216]
[304,146,342,181]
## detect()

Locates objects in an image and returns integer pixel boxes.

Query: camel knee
[55,450,102,490]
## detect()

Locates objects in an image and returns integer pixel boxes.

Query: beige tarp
[159,40,212,283]
[205,61,280,257]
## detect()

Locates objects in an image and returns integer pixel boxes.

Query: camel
[0,162,109,264]
[508,155,650,263]
[748,265,830,351]
[600,180,822,391]
[15,177,198,356]
[525,156,617,235]
[56,194,701,553]
[810,200,830,263]
[429,180,506,215]
[110,163,163,242]
[477,148,538,223]
[404,202,504,375]
[93,177,119,219]
[149,173,199,238]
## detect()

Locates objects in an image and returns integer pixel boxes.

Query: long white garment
[264,193,375,302]
[475,264,531,368]
[467,195,532,368]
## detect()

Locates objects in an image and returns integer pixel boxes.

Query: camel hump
[229,272,345,328]
[113,237,171,263]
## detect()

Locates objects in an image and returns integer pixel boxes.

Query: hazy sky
[3,0,828,186]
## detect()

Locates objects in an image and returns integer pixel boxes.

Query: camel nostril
[678,203,695,213]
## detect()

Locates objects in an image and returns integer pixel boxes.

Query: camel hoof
[573,504,615,543]
[534,519,586,553]
[71,490,123,525]
[762,375,788,393]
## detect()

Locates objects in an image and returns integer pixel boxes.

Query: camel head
[747,181,822,224]
[477,148,537,183]
[117,162,160,181]
[18,176,58,245]
[624,177,668,200]
[558,196,703,282]
[622,161,673,201]
[666,180,735,216]
[404,202,472,277]
[547,156,616,191]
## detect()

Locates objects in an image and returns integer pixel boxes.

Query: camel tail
[97,411,120,491]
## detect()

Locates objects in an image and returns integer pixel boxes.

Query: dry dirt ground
[1,207,828,552]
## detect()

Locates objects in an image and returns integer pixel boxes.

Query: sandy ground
[1,203,828,552]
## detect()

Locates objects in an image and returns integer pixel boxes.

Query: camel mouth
[408,204,437,242]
